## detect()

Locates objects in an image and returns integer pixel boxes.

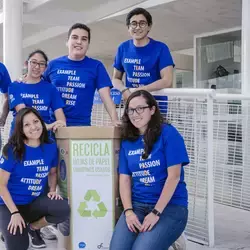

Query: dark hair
[68,23,91,43]
[126,8,153,26]
[121,90,163,159]
[27,49,49,63]
[3,107,50,161]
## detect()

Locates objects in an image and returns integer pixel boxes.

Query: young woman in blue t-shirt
[9,50,66,134]
[110,90,189,250]
[0,107,70,250]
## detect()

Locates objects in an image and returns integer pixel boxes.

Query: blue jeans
[110,202,188,250]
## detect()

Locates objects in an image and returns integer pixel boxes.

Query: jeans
[0,196,70,250]
[110,202,188,250]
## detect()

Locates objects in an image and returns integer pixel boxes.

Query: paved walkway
[0,238,249,250]
[0,203,249,250]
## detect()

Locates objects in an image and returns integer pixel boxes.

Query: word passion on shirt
[21,159,49,197]
[124,58,151,86]
[56,69,86,107]
[128,148,161,185]
[21,93,48,111]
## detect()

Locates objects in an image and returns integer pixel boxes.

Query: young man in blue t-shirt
[112,8,174,113]
[42,23,120,240]
[44,23,119,126]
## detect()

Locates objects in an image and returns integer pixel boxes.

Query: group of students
[0,7,189,250]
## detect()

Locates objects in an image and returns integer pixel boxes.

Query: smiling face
[22,112,43,142]
[128,14,151,41]
[67,28,89,60]
[26,53,47,80]
[127,95,155,134]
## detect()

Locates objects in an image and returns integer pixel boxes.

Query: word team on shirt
[124,57,151,86]
[57,69,87,107]
[128,148,157,185]
[21,159,49,197]
[20,93,48,111]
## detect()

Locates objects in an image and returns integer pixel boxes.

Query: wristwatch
[121,88,130,95]
[151,208,161,217]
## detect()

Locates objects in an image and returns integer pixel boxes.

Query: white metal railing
[92,88,216,246]
[2,88,250,247]
[213,94,250,210]
[92,88,250,247]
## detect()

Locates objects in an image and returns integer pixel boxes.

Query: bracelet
[11,211,20,216]
[121,88,130,95]
[123,208,133,214]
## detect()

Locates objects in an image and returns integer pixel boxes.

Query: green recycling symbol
[77,190,107,218]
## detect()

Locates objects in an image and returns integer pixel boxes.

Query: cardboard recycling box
[55,126,121,250]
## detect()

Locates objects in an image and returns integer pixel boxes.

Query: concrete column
[3,0,23,80]
[241,0,250,95]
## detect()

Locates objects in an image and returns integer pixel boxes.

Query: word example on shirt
[56,70,86,107]
[114,38,174,88]
[124,59,151,85]
[44,56,112,125]
[118,124,190,205]
[21,93,48,111]
[9,81,64,127]
[0,143,58,205]
[21,158,49,197]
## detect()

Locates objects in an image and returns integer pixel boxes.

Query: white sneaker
[40,226,57,240]
[170,233,187,250]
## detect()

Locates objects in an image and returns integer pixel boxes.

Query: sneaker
[40,225,57,240]
[28,226,46,249]
[171,233,187,250]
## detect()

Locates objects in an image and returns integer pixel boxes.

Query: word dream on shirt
[128,148,160,185]
[22,159,49,197]
[56,70,86,107]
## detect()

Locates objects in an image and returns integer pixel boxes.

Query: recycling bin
[55,126,121,250]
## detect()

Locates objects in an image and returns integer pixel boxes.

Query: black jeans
[0,196,70,250]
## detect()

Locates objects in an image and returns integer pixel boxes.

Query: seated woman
[8,49,66,135]
[0,107,70,250]
[110,90,189,250]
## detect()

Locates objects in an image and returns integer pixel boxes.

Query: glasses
[129,21,148,29]
[127,106,150,116]
[29,60,47,68]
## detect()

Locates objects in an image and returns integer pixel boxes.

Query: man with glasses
[112,7,174,115]
[112,7,187,250]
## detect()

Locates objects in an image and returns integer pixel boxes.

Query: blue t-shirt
[0,143,58,205]
[0,62,11,94]
[43,56,113,126]
[8,80,64,133]
[119,124,189,206]
[114,38,174,112]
